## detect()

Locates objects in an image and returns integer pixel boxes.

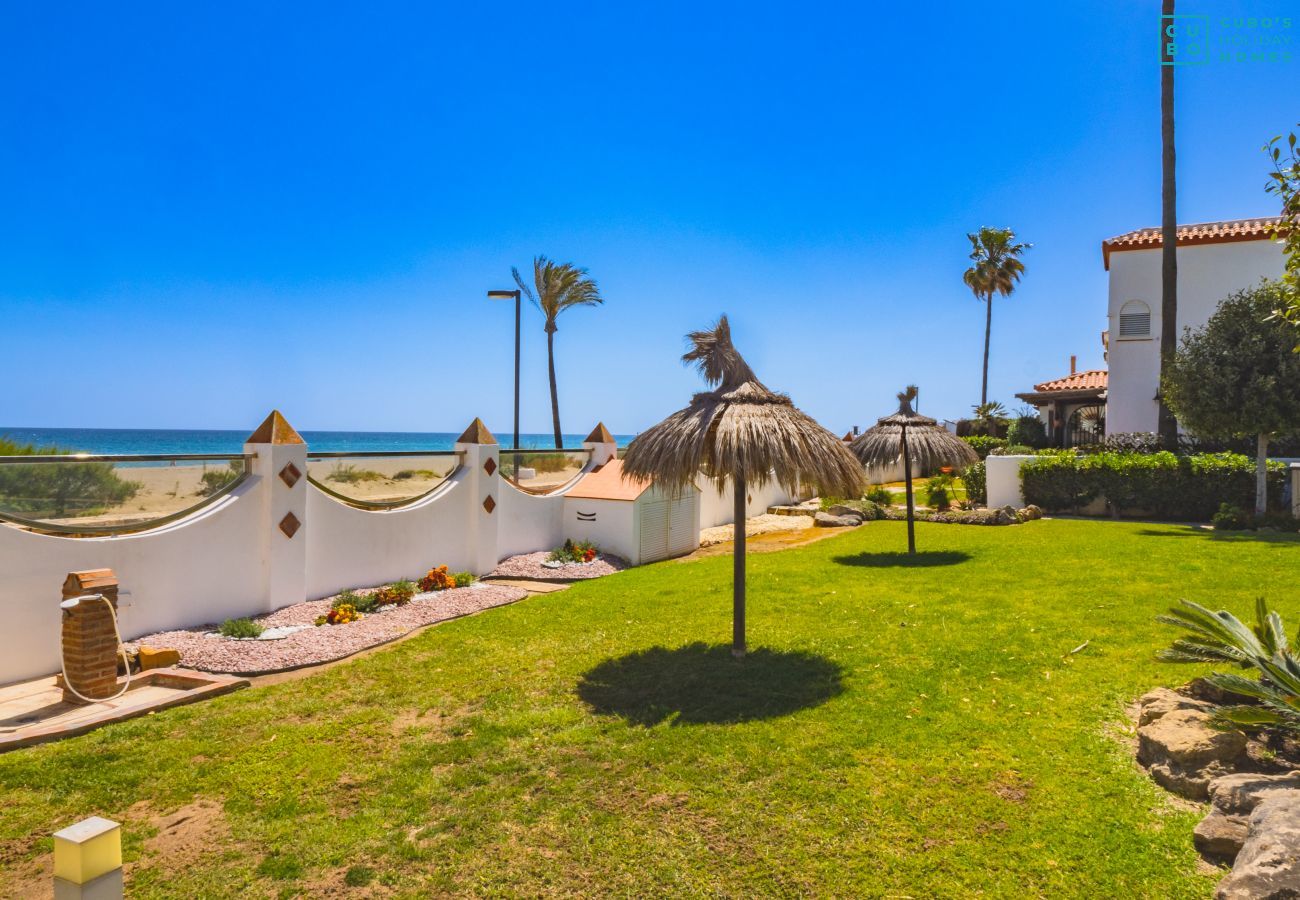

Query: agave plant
[1158,598,1300,731]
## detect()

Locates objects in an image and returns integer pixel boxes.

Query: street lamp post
[487,289,522,450]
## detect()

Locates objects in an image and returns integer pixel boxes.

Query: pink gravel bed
[489,551,629,581]
[124,583,529,675]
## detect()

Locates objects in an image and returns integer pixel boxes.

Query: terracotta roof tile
[564,458,651,501]
[1031,369,1108,393]
[1102,217,1287,269]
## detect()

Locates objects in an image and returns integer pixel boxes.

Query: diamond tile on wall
[279,512,301,538]
[484,457,497,477]
[279,462,302,488]
[482,495,496,514]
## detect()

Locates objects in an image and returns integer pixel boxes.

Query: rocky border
[813,503,1044,528]
[1135,684,1300,897]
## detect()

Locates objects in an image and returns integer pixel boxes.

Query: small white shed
[563,459,699,565]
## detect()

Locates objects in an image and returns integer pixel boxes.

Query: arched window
[1067,405,1106,447]
[1119,300,1151,338]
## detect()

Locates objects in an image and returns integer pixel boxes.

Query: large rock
[1195,810,1250,862]
[1211,773,1300,817]
[993,508,1017,526]
[814,512,859,528]
[1137,686,1214,726]
[1138,709,1248,800]
[824,505,867,523]
[1216,795,1300,899]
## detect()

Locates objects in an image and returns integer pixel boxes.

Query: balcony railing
[306,451,463,510]
[0,453,255,536]
[498,448,591,495]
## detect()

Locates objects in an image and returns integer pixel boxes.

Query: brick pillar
[582,422,618,467]
[60,569,121,704]
[455,418,500,575]
[244,411,308,613]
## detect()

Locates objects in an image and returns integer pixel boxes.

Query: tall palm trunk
[1157,0,1180,449]
[546,325,563,449]
[1256,433,1269,516]
[981,293,993,406]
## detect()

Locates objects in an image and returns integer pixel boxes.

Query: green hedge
[961,436,1006,460]
[1019,451,1288,520]
[963,461,987,505]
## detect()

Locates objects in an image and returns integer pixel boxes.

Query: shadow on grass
[1135,526,1300,545]
[576,642,844,726]
[831,550,972,568]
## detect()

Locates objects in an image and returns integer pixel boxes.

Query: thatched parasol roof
[850,387,979,472]
[622,316,866,497]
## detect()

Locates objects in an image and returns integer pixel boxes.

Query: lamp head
[487,290,520,301]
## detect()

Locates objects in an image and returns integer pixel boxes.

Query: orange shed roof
[565,458,652,501]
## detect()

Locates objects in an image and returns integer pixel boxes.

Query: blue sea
[0,427,634,456]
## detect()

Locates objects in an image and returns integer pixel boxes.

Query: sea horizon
[0,426,635,456]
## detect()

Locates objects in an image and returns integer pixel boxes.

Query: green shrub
[818,496,844,510]
[197,462,243,497]
[1020,451,1287,519]
[960,436,1006,460]
[990,444,1034,456]
[333,589,378,614]
[962,461,986,505]
[864,485,893,506]
[328,464,385,485]
[0,436,141,517]
[373,580,417,606]
[1211,503,1300,532]
[549,539,598,563]
[1211,503,1253,531]
[1006,415,1048,449]
[219,617,264,639]
[501,452,572,476]
[393,468,439,481]
[452,571,476,588]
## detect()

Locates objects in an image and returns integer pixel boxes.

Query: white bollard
[53,816,123,900]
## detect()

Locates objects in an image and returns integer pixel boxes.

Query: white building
[1017,217,1286,443]
[1101,217,1286,435]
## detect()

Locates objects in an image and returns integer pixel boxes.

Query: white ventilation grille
[1119,301,1151,338]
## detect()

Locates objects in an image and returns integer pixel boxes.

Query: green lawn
[3,519,1299,897]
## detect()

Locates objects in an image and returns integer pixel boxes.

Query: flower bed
[125,583,528,675]
[490,551,629,581]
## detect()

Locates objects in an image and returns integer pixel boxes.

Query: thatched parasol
[849,386,978,554]
[623,316,865,656]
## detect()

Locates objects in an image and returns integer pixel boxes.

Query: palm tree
[970,401,1009,437]
[963,227,1031,406]
[513,257,604,448]
[1157,0,1180,449]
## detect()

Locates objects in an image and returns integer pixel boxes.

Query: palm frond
[514,255,603,327]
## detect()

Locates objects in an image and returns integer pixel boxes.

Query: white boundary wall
[0,424,643,686]
[697,478,806,529]
[984,455,1034,509]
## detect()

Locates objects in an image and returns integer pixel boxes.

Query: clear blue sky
[2,1,1295,436]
